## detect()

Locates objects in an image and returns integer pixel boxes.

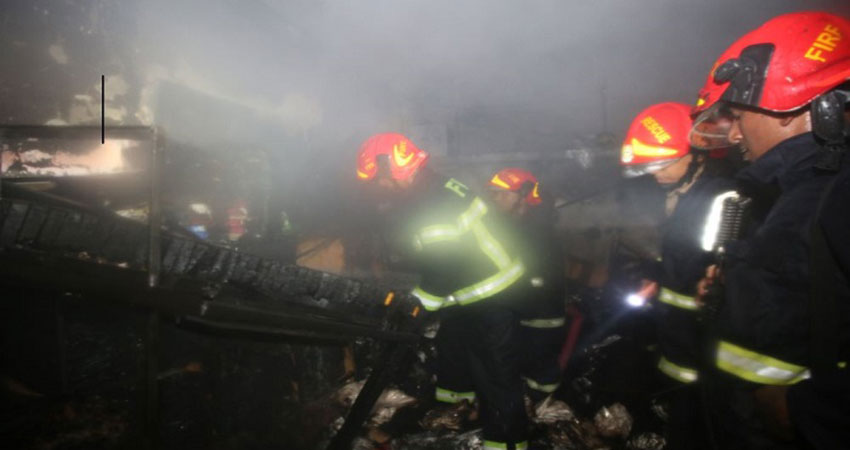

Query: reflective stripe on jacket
[716,340,809,385]
[658,355,699,383]
[658,287,699,311]
[403,172,525,311]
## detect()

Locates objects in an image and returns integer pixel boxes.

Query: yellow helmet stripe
[631,138,681,158]
[490,174,512,190]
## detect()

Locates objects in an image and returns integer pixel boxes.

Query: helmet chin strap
[682,153,703,185]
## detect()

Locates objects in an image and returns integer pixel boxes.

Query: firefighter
[620,102,735,449]
[691,12,850,449]
[486,168,566,404]
[356,133,529,450]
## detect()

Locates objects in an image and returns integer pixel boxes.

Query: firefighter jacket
[507,211,567,324]
[715,133,850,387]
[655,169,735,383]
[786,150,850,449]
[398,170,526,312]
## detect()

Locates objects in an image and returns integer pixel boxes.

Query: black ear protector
[714,44,775,108]
[812,90,846,145]
[812,85,850,171]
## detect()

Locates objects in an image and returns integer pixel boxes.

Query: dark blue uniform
[507,208,568,401]
[654,166,735,450]
[710,134,850,449]
[785,148,850,450]
[655,169,736,382]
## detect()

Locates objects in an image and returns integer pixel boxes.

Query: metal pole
[327,340,413,450]
[148,128,162,289]
[328,300,422,449]
[146,127,162,448]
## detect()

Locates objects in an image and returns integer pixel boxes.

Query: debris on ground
[419,400,476,431]
[533,396,577,424]
[389,428,483,450]
[627,432,666,450]
[594,403,633,439]
[334,380,418,426]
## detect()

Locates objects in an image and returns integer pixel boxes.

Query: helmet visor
[690,103,734,150]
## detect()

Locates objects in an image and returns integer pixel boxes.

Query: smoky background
[2,0,848,251]
[2,3,849,447]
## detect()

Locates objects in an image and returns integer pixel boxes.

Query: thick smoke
[2,0,848,230]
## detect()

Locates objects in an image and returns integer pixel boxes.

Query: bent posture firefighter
[486,168,567,404]
[356,133,530,450]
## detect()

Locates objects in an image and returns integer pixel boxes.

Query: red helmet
[621,102,693,177]
[356,133,429,181]
[488,168,542,205]
[693,12,850,116]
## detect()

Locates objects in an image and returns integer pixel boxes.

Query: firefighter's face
[651,154,692,186]
[726,106,811,162]
[374,172,415,192]
[367,172,415,213]
[490,189,526,216]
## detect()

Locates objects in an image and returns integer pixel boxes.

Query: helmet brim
[621,158,680,178]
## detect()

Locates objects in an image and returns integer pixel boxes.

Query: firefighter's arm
[409,234,470,311]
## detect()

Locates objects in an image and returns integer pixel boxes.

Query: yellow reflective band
[523,376,560,393]
[472,222,512,269]
[413,197,488,250]
[630,137,680,158]
[659,287,700,311]
[520,317,566,328]
[356,169,370,179]
[658,356,698,383]
[412,260,523,311]
[531,182,540,199]
[444,178,469,198]
[413,196,521,310]
[490,174,512,190]
[716,341,810,385]
[435,387,476,404]
[411,287,444,311]
[458,197,488,232]
[417,224,461,246]
[453,259,525,305]
[483,441,528,450]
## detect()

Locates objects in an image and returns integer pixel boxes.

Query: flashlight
[625,293,647,308]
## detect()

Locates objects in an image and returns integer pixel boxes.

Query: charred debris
[0,125,670,449]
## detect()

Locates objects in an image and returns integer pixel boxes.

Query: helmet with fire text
[488,167,542,206]
[621,102,694,178]
[356,133,429,182]
[691,12,850,149]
